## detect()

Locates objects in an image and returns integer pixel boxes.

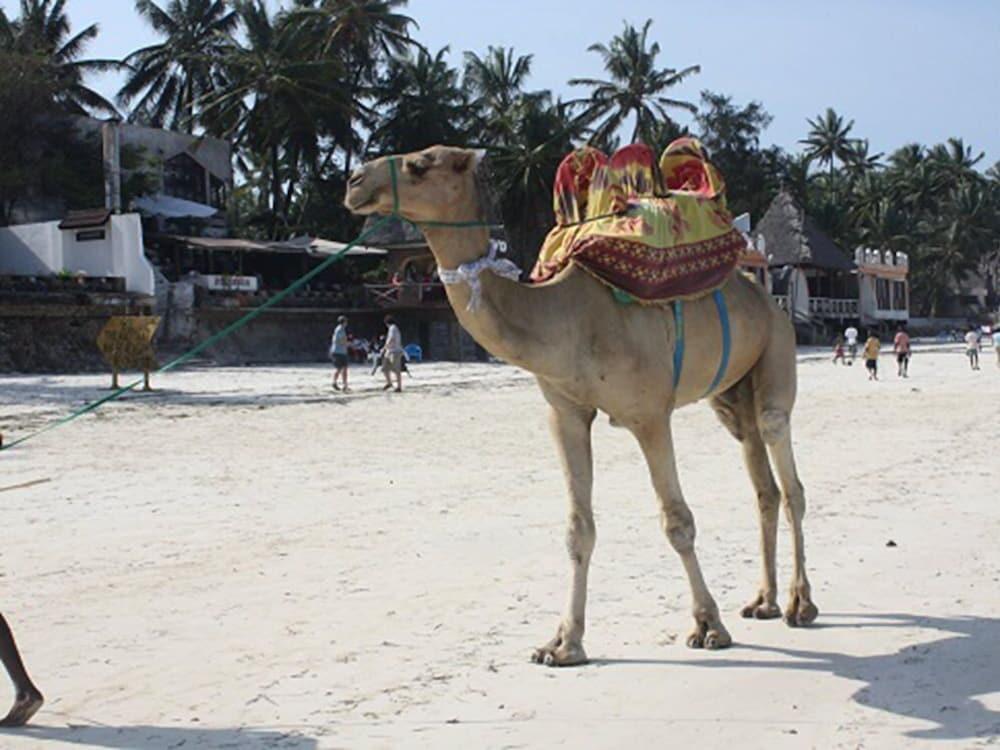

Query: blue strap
[705,289,731,395]
[672,300,685,388]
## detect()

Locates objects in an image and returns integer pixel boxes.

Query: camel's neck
[422,225,559,374]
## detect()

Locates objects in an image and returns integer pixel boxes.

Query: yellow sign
[96,316,160,390]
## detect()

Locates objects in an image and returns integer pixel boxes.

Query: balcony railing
[771,295,858,319]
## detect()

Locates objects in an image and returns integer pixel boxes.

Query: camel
[345,145,818,666]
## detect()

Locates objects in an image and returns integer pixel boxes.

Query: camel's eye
[405,155,432,178]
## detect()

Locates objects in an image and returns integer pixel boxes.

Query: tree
[1,0,119,115]
[289,0,417,174]
[570,19,700,147]
[0,49,103,223]
[200,0,348,238]
[367,46,469,155]
[800,108,856,185]
[118,0,237,132]
[695,91,782,218]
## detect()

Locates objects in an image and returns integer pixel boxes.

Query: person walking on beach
[329,315,350,391]
[381,315,404,392]
[832,335,846,365]
[0,613,43,727]
[993,325,1000,369]
[893,325,911,378]
[844,324,859,365]
[964,326,981,371]
[863,330,881,381]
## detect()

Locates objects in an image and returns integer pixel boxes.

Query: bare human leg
[531,391,596,667]
[0,613,43,728]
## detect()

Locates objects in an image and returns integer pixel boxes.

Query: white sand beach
[0,345,998,749]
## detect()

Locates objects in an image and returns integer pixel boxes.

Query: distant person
[993,326,1000,369]
[1,612,43,727]
[844,324,859,365]
[893,325,911,378]
[964,326,981,371]
[329,315,350,391]
[832,335,846,365]
[862,330,881,381]
[381,315,404,392]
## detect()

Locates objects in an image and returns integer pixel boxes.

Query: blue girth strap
[672,300,685,388]
[706,289,731,395]
[671,289,731,395]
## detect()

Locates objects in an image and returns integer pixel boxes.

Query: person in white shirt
[992,327,1000,369]
[964,327,980,370]
[329,315,350,391]
[381,315,404,392]
[844,325,859,364]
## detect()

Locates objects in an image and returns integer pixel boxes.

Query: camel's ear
[451,150,475,174]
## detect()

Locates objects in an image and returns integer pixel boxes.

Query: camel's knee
[758,408,790,446]
[782,486,806,520]
[660,504,696,553]
[565,511,596,563]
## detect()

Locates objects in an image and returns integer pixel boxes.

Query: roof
[59,208,111,230]
[752,192,856,272]
[159,235,385,256]
[133,194,218,219]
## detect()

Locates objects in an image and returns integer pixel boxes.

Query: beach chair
[404,343,423,363]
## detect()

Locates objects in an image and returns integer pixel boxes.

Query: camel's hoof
[531,640,588,667]
[686,623,731,650]
[784,596,819,627]
[741,598,782,620]
[0,689,44,728]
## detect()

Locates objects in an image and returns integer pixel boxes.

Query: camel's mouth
[343,189,379,214]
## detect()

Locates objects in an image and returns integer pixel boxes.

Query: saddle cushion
[530,138,744,302]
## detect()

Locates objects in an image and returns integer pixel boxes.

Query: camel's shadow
[610,612,1000,741]
[1,723,318,749]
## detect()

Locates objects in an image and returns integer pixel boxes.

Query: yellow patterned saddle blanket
[530,138,744,302]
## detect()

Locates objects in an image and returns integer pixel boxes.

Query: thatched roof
[753,192,855,272]
[361,215,427,249]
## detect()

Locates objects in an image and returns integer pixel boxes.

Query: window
[210,175,228,209]
[892,281,907,311]
[164,153,207,204]
[875,278,891,310]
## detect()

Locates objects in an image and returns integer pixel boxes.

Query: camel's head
[344,145,491,224]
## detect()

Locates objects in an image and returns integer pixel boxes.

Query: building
[752,191,909,340]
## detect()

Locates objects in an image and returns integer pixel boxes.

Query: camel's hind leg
[635,416,731,650]
[711,380,782,620]
[753,319,819,627]
[532,386,597,667]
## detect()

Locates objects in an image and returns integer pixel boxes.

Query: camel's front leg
[635,417,731,650]
[531,398,596,667]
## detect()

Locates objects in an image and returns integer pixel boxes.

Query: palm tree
[800,108,856,184]
[118,0,237,132]
[570,19,700,147]
[2,0,119,115]
[289,0,417,174]
[463,46,533,118]
[368,46,469,155]
[199,0,348,237]
[843,138,883,180]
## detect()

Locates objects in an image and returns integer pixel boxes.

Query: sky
[4,0,999,166]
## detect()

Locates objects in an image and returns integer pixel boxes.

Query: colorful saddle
[530,138,744,303]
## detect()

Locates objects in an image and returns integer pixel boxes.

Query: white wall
[0,213,154,296]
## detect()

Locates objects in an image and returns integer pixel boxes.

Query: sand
[0,344,998,749]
